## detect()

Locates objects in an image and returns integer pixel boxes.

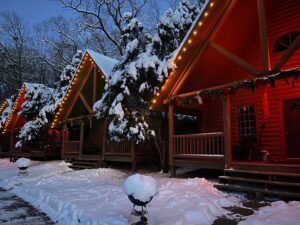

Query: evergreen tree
[94,0,200,143]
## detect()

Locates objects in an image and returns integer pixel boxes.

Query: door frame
[281,97,300,161]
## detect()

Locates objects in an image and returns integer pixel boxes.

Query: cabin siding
[230,78,300,160]
[242,0,300,72]
[202,97,224,133]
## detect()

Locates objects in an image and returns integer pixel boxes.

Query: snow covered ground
[0,159,299,225]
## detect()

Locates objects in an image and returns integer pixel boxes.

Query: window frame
[238,105,257,142]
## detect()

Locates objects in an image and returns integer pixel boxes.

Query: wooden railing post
[223,96,232,168]
[130,142,136,172]
[79,120,84,158]
[168,103,175,177]
[61,123,67,159]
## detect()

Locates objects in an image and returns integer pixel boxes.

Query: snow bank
[239,201,300,225]
[124,174,158,202]
[4,160,299,225]
[15,157,31,168]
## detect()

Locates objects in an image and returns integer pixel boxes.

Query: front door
[283,98,300,158]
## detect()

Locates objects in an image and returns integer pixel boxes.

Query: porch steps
[215,168,300,200]
[214,184,300,199]
[68,159,103,170]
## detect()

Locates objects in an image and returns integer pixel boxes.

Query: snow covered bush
[94,0,199,143]
[123,174,158,203]
[15,157,31,168]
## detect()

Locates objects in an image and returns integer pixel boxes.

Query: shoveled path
[0,187,54,225]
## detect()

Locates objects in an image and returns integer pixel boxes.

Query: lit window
[273,32,300,53]
[239,106,256,139]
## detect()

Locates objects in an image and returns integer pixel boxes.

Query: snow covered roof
[0,99,13,131]
[0,99,10,116]
[86,50,118,78]
[151,0,224,110]
[2,82,55,134]
[51,50,118,128]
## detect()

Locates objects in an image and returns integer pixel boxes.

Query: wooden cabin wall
[227,0,300,161]
[89,120,105,150]
[201,97,224,133]
[230,78,300,160]
[241,0,300,72]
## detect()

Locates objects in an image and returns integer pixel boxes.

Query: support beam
[79,120,84,158]
[93,65,97,104]
[168,103,175,177]
[101,120,107,162]
[210,41,260,76]
[257,0,270,73]
[61,123,67,159]
[9,129,14,153]
[79,93,93,114]
[272,34,300,71]
[223,96,232,169]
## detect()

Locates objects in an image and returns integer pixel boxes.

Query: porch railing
[105,140,131,155]
[105,140,157,155]
[173,132,224,156]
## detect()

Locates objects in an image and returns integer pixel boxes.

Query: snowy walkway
[0,187,54,225]
[0,159,300,225]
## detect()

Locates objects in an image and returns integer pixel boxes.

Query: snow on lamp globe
[15,157,31,176]
[123,174,158,225]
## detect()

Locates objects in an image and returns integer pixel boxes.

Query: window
[239,106,257,140]
[273,32,300,53]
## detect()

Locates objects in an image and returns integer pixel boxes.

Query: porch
[62,116,158,170]
[9,129,61,160]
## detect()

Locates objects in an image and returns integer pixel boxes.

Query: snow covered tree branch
[93,1,199,144]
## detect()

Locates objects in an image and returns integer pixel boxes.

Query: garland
[169,68,300,106]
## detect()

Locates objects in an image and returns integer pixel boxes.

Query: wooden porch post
[130,142,137,172]
[9,129,14,153]
[61,123,67,159]
[79,120,84,158]
[168,103,175,177]
[101,120,107,162]
[223,96,232,169]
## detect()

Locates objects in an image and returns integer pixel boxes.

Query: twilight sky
[0,0,171,25]
[0,0,75,24]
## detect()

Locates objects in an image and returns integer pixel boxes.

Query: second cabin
[54,50,158,170]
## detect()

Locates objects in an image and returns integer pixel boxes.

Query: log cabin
[2,83,61,160]
[52,50,158,170]
[0,99,12,157]
[152,0,300,198]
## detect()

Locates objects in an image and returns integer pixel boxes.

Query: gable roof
[2,84,27,133]
[0,99,13,132]
[86,50,118,78]
[0,99,10,117]
[151,0,225,110]
[152,0,300,110]
[51,50,118,128]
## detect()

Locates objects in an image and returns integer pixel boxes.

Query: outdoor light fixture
[124,174,158,225]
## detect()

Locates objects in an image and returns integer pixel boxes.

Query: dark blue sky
[0,0,75,24]
[0,0,171,25]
